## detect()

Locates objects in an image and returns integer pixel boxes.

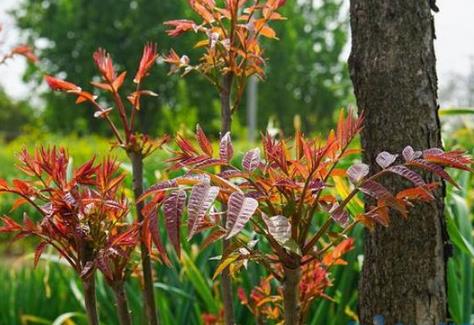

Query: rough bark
[129,151,159,325]
[282,265,301,325]
[348,1,448,324]
[220,72,236,325]
[83,277,100,325]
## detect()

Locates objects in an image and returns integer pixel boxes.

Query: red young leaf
[396,184,437,202]
[164,190,187,257]
[196,124,213,156]
[322,238,354,266]
[134,42,158,84]
[225,192,258,239]
[164,19,197,37]
[34,241,48,267]
[93,48,116,82]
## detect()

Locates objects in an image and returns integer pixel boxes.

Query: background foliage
[11,0,350,137]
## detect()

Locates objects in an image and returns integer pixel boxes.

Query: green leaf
[446,209,474,258]
[447,259,462,325]
[181,251,219,314]
[439,107,474,116]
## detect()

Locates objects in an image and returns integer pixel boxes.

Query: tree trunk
[112,282,132,325]
[83,277,100,325]
[282,265,301,325]
[219,72,236,325]
[349,1,448,324]
[129,151,159,325]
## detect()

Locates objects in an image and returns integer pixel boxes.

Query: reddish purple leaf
[149,209,171,266]
[359,180,392,200]
[376,151,398,169]
[409,159,457,186]
[225,192,258,239]
[329,203,349,226]
[242,148,261,172]
[347,163,369,184]
[164,190,187,257]
[387,165,425,186]
[402,145,421,161]
[423,148,444,157]
[187,182,219,239]
[219,132,234,162]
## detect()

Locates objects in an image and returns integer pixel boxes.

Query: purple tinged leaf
[402,146,422,161]
[149,208,171,266]
[309,179,325,194]
[164,190,187,257]
[347,163,369,184]
[409,159,457,186]
[329,203,349,226]
[225,192,258,239]
[187,183,219,239]
[263,215,291,244]
[387,165,425,186]
[359,180,392,200]
[219,132,234,161]
[423,148,444,157]
[376,151,398,169]
[96,250,112,280]
[242,148,261,172]
[144,179,178,196]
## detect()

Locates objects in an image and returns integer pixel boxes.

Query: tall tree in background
[256,0,352,133]
[348,1,448,324]
[14,0,202,135]
[14,0,351,137]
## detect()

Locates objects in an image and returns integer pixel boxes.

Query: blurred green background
[0,0,473,324]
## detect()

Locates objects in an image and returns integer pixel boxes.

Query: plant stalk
[112,282,132,325]
[220,72,235,325]
[282,265,301,325]
[83,277,100,325]
[129,150,159,325]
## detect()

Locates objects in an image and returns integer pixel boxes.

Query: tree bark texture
[129,151,160,325]
[349,1,448,324]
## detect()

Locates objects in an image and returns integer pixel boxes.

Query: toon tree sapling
[142,111,472,324]
[0,148,138,325]
[44,44,168,325]
[164,1,286,322]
